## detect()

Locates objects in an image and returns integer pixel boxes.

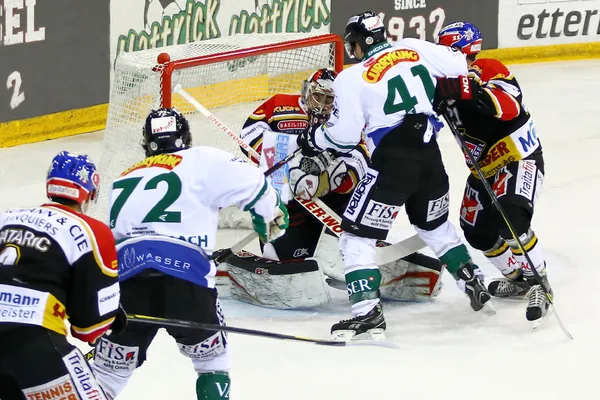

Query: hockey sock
[439,244,474,275]
[483,240,520,278]
[196,372,231,400]
[345,267,382,316]
[506,232,546,281]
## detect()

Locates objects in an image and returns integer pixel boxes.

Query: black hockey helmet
[142,107,192,157]
[344,11,387,60]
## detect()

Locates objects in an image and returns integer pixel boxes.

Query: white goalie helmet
[301,68,338,117]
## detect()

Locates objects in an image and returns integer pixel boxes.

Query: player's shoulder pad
[68,209,118,277]
[471,58,513,82]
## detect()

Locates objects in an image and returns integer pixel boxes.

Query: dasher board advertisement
[499,0,600,48]
[330,0,499,63]
[110,0,333,65]
[0,1,109,123]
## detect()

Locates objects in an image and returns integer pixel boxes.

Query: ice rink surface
[1,59,599,399]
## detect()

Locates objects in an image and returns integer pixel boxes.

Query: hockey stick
[213,151,302,265]
[174,84,427,263]
[85,314,398,360]
[442,113,573,339]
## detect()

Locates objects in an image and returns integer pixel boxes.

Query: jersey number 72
[109,172,182,228]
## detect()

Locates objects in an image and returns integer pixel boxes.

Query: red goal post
[158,33,345,109]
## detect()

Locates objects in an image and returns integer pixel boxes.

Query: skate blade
[531,308,553,330]
[331,328,387,342]
[480,301,496,316]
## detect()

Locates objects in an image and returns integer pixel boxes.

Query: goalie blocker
[215,232,443,309]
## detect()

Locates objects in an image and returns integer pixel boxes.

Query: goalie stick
[85,313,398,360]
[174,84,427,264]
[442,113,573,340]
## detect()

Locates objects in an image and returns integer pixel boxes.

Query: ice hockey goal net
[91,33,344,228]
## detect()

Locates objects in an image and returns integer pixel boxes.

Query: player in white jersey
[219,68,444,309]
[91,108,289,400]
[298,11,493,339]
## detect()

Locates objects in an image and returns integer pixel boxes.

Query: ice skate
[526,276,552,329]
[488,269,530,299]
[455,263,495,315]
[331,303,386,341]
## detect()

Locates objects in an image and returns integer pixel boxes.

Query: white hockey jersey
[109,146,278,287]
[313,38,468,153]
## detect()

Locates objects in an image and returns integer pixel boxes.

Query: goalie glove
[289,152,350,200]
[251,192,289,243]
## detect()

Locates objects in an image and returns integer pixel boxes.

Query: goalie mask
[142,107,192,157]
[301,68,337,123]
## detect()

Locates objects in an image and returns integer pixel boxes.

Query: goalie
[218,68,444,309]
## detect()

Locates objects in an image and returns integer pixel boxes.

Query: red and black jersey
[0,203,119,343]
[450,58,542,178]
[240,94,310,163]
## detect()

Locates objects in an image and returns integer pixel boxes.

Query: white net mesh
[91,33,339,228]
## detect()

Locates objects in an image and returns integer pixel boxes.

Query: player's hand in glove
[296,125,323,158]
[251,193,289,243]
[289,152,342,200]
[433,76,473,114]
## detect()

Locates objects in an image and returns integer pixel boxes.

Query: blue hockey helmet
[46,151,100,205]
[344,11,387,60]
[437,21,483,56]
[142,107,192,157]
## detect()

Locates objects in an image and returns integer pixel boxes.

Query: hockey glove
[251,193,289,243]
[296,125,323,158]
[433,76,473,114]
[107,303,128,336]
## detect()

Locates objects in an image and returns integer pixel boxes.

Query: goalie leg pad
[316,233,442,301]
[380,252,443,301]
[223,252,331,309]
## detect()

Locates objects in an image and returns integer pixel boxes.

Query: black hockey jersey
[0,204,119,343]
[450,58,542,179]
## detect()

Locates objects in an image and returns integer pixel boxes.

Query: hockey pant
[459,152,546,277]
[339,115,465,316]
[0,326,108,400]
[91,272,230,399]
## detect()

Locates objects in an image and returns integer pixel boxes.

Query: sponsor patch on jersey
[426,192,450,222]
[121,154,183,176]
[277,120,308,131]
[0,284,68,335]
[463,134,486,164]
[22,374,77,400]
[363,49,420,83]
[95,338,139,372]
[97,282,120,316]
[273,105,301,113]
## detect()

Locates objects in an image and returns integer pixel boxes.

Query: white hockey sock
[483,239,520,278]
[507,231,546,279]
